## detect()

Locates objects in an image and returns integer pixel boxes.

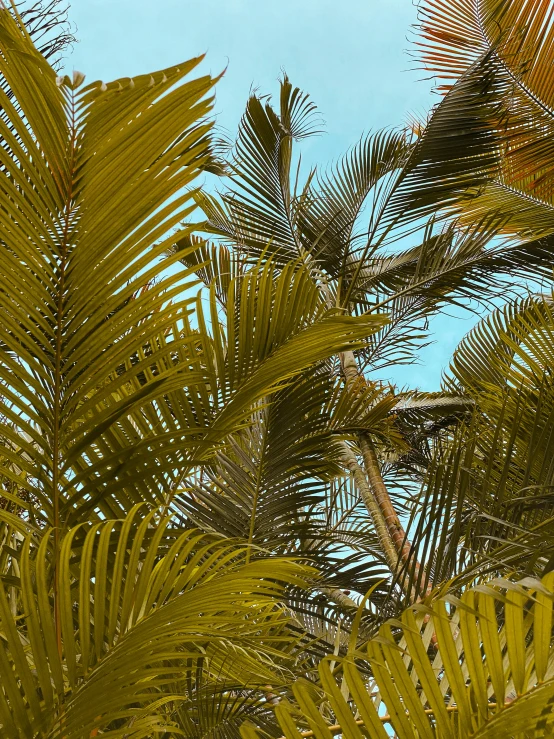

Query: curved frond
[297,130,411,278]
[412,0,554,234]
[243,573,554,738]
[398,296,554,594]
[448,293,554,394]
[218,76,321,263]
[179,368,396,548]
[0,508,312,737]
[0,9,219,527]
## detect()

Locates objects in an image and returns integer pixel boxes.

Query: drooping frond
[412,0,554,235]
[243,572,554,738]
[0,508,312,737]
[383,58,504,229]
[397,294,554,593]
[178,366,397,549]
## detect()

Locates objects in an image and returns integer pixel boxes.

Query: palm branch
[0,507,312,737]
[413,0,554,236]
[242,572,554,738]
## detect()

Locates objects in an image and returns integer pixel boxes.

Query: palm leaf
[177,365,397,636]
[0,7,220,529]
[448,292,554,394]
[296,130,411,279]
[392,294,554,600]
[413,0,554,235]
[216,76,321,263]
[0,507,312,737]
[57,256,385,527]
[242,572,554,738]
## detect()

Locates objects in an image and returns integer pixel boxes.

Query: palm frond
[394,295,554,597]
[171,233,240,307]
[413,0,554,234]
[216,76,321,263]
[296,130,411,278]
[448,292,554,393]
[0,507,312,737]
[243,572,554,738]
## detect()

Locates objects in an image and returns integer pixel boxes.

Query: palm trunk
[340,350,430,594]
[358,433,430,595]
[319,586,360,610]
[339,442,400,574]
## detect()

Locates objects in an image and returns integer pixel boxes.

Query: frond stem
[246,412,270,563]
[53,82,76,663]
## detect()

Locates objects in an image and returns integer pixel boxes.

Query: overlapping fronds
[296,130,411,278]
[196,73,554,336]
[186,65,554,628]
[215,75,321,263]
[177,366,399,630]
[242,573,554,738]
[172,234,239,307]
[183,258,387,449]
[413,0,554,235]
[0,14,388,530]
[394,294,554,596]
[0,507,311,737]
[0,6,220,528]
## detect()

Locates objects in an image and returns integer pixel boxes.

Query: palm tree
[4,0,554,735]
[0,5,389,735]
[229,0,554,733]
[179,63,554,609]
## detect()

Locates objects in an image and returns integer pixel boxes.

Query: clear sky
[65,0,478,391]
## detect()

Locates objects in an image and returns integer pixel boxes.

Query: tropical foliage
[243,572,554,738]
[3,0,554,736]
[0,2,389,735]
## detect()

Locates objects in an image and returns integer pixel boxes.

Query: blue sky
[66,0,477,391]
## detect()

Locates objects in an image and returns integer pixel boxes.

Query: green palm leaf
[296,130,411,279]
[0,507,312,737]
[217,76,321,263]
[392,293,554,599]
[0,7,218,528]
[242,573,554,738]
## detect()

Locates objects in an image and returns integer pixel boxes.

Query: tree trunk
[340,349,430,596]
[339,442,400,574]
